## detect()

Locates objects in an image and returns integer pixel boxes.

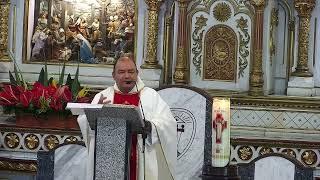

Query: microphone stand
[135,82,147,153]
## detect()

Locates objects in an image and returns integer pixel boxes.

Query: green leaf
[71,65,80,99]
[38,68,45,85]
[48,77,54,85]
[9,71,17,86]
[44,61,48,86]
[58,62,66,85]
[13,63,21,86]
[65,73,72,87]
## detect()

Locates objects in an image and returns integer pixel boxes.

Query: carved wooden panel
[204,25,237,81]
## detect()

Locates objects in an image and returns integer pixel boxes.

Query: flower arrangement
[0,62,91,116]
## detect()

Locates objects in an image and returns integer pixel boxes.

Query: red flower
[50,86,72,111]
[32,82,50,108]
[19,90,33,107]
[0,85,20,106]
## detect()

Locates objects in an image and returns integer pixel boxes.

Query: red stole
[113,91,139,180]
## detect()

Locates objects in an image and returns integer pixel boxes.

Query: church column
[0,0,10,60]
[248,0,266,96]
[173,0,190,85]
[141,0,164,69]
[291,0,315,77]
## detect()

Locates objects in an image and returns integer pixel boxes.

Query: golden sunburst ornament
[213,2,232,22]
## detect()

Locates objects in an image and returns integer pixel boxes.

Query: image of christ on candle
[212,112,227,144]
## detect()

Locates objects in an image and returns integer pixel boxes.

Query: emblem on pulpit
[171,108,196,160]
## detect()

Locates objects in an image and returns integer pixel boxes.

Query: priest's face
[112,57,138,93]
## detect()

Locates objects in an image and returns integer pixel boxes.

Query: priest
[77,54,177,180]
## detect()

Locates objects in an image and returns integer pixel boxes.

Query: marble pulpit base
[254,157,295,180]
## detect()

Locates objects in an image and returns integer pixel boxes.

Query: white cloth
[77,77,177,180]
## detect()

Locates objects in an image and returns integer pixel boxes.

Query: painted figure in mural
[89,18,101,44]
[76,34,94,63]
[93,39,108,62]
[37,12,48,31]
[31,26,48,60]
[76,16,89,39]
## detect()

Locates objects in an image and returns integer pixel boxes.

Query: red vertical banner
[212,98,230,167]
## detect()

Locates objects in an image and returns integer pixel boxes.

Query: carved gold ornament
[213,2,231,22]
[0,160,37,172]
[259,147,273,155]
[25,134,39,150]
[45,135,59,150]
[294,0,315,17]
[250,0,265,7]
[174,46,187,83]
[269,8,279,65]
[65,136,78,143]
[5,133,20,148]
[236,16,250,78]
[292,0,315,77]
[282,148,296,158]
[142,0,164,69]
[238,146,253,160]
[301,150,317,166]
[192,15,208,75]
[0,1,10,60]
[204,25,237,81]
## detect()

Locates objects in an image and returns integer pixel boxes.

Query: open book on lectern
[66,102,145,132]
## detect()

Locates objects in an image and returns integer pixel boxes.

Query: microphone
[125,80,134,84]
[135,82,147,153]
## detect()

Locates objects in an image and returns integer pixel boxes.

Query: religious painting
[23,0,135,65]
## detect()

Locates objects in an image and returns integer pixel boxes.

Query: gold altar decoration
[301,150,317,166]
[281,148,296,158]
[141,0,163,69]
[25,134,40,150]
[213,2,231,22]
[204,25,237,81]
[249,0,265,96]
[45,135,59,150]
[269,8,279,66]
[238,146,253,161]
[236,16,250,78]
[192,15,208,75]
[0,160,37,172]
[4,132,20,149]
[65,136,79,143]
[173,0,191,84]
[259,147,273,155]
[0,0,10,61]
[163,3,175,84]
[292,0,315,77]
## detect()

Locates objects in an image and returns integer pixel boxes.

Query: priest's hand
[98,94,111,104]
[144,120,152,134]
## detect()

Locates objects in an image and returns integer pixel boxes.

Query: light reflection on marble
[158,88,207,180]
[54,144,87,180]
[254,156,295,180]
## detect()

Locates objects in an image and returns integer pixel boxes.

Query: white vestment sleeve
[77,114,95,180]
[140,88,177,180]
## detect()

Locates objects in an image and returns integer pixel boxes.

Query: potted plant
[0,62,91,130]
